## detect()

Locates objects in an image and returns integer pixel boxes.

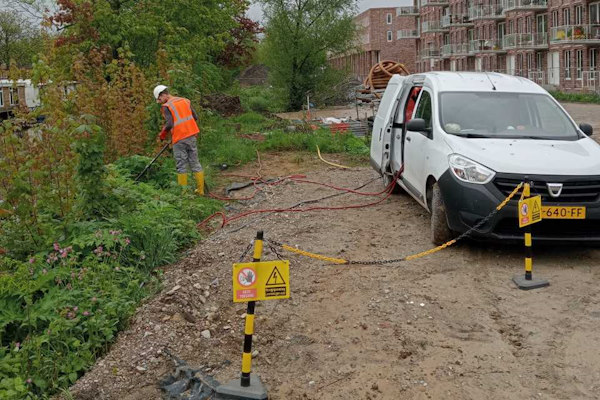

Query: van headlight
[448,154,495,184]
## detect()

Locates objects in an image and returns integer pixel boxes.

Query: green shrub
[246,96,271,112]
[235,85,286,113]
[549,90,600,104]
[0,244,156,399]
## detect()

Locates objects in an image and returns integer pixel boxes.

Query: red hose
[198,166,404,230]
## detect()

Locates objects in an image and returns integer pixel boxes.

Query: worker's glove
[159,128,168,141]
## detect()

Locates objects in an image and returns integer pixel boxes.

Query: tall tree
[260,0,358,110]
[0,10,42,68]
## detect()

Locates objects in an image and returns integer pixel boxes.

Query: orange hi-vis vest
[162,97,200,144]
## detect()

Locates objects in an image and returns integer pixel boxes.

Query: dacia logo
[546,183,563,198]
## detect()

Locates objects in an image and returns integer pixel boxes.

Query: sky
[248,0,412,22]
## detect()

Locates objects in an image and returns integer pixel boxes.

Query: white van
[370,72,600,244]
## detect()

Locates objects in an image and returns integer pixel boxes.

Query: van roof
[411,72,547,94]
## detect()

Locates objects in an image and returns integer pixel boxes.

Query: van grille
[494,176,600,203]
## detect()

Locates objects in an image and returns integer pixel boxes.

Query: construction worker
[154,85,204,195]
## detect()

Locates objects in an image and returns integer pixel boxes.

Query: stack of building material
[360,61,410,99]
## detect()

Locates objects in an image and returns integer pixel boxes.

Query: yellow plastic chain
[273,182,524,265]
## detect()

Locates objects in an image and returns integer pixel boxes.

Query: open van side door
[369,75,406,175]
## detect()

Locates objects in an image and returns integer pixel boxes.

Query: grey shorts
[173,135,203,174]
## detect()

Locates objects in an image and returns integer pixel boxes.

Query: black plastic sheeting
[160,349,222,400]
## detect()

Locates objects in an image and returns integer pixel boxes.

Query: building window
[537,15,547,33]
[562,8,571,26]
[537,52,543,70]
[575,5,583,25]
[498,22,505,41]
[591,3,600,24]
[591,48,597,71]
[526,16,532,33]
[387,13,393,24]
[9,88,17,105]
[387,31,393,41]
[565,50,571,79]
[576,50,583,79]
[527,53,534,71]
[509,20,514,34]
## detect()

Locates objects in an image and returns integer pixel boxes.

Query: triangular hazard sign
[533,201,540,212]
[266,266,286,286]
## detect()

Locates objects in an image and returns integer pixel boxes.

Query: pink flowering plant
[0,238,157,398]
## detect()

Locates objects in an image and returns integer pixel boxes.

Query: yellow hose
[316,145,351,169]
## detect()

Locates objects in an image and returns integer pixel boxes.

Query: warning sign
[232,260,290,303]
[266,267,285,286]
[518,195,542,228]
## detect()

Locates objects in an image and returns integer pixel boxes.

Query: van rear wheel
[382,172,403,194]
[431,183,453,245]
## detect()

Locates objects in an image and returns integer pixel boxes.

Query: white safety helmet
[153,84,168,100]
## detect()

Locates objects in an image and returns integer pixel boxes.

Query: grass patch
[549,90,600,104]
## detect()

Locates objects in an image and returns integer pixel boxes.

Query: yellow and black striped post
[513,183,549,290]
[523,184,533,281]
[524,228,533,281]
[240,231,262,387]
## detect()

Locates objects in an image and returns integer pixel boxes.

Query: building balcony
[582,70,600,89]
[397,29,420,39]
[420,48,441,59]
[469,39,507,54]
[397,6,419,16]
[441,14,474,28]
[504,33,548,49]
[550,25,600,44]
[441,43,470,57]
[421,0,449,7]
[527,70,546,85]
[468,5,505,20]
[422,21,449,33]
[503,0,547,12]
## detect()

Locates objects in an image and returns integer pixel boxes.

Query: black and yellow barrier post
[513,183,549,290]
[241,231,261,388]
[218,230,289,399]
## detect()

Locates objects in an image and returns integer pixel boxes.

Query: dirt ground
[69,145,600,400]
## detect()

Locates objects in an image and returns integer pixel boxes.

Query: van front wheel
[431,183,453,245]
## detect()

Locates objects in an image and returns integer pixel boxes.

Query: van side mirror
[579,123,593,136]
[407,118,431,135]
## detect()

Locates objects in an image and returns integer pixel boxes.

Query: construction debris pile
[356,60,410,104]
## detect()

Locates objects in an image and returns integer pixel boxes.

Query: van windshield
[439,92,580,140]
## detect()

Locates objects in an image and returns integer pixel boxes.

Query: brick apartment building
[329,7,419,82]
[417,0,600,91]
[332,2,600,92]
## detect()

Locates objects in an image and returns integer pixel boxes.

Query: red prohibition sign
[238,268,257,287]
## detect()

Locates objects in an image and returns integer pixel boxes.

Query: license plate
[541,206,586,219]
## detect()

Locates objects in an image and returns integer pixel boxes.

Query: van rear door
[370,75,406,174]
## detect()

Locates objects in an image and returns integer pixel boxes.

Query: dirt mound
[238,64,269,86]
[201,93,243,117]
